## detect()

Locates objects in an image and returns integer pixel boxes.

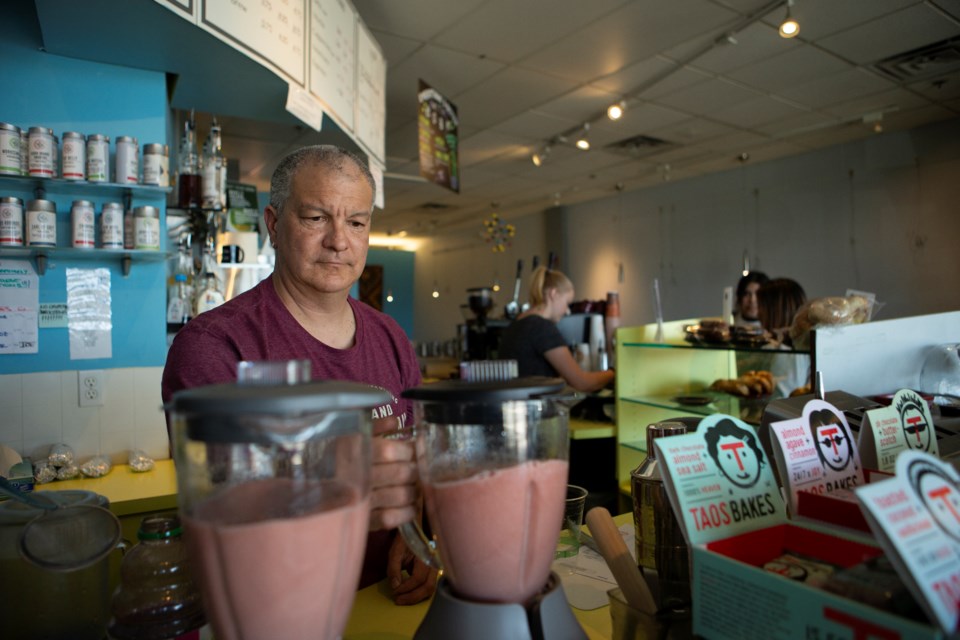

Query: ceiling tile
[432,0,629,63]
[590,55,678,94]
[710,95,810,128]
[819,87,930,120]
[727,44,853,94]
[654,78,764,115]
[754,110,842,137]
[453,67,577,129]
[778,68,898,109]
[816,4,960,65]
[908,75,960,101]
[593,102,690,137]
[520,0,737,82]
[685,22,802,74]
[388,44,505,102]
[368,31,422,68]
[771,0,921,41]
[490,110,580,140]
[535,85,621,123]
[352,0,486,42]
[644,116,736,143]
[459,129,529,167]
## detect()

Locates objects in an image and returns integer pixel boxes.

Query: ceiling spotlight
[575,123,591,151]
[531,144,551,167]
[607,101,626,120]
[779,0,799,38]
[431,282,440,299]
[386,290,394,303]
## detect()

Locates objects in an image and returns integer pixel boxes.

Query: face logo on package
[897,394,932,451]
[809,409,854,473]
[909,459,960,543]
[705,419,765,489]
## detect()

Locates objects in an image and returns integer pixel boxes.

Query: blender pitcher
[400,377,587,640]
[169,380,390,640]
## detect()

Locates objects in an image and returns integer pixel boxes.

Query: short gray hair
[269,145,376,216]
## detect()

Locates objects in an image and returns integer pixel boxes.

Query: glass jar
[108,515,205,640]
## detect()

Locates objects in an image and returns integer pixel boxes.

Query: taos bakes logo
[908,456,960,544]
[898,391,933,452]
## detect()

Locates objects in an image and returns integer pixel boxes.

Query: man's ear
[264,205,279,246]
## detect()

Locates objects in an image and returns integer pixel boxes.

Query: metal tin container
[71,200,96,249]
[26,199,57,247]
[27,126,55,178]
[61,131,86,180]
[0,122,22,176]
[100,202,125,249]
[115,135,139,184]
[86,134,109,182]
[0,196,24,246]
[19,130,28,175]
[142,143,168,186]
[133,205,160,250]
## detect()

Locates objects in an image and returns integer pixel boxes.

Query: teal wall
[0,1,169,374]
[366,248,415,338]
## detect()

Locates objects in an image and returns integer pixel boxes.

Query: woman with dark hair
[499,265,614,391]
[734,271,769,327]
[757,278,811,398]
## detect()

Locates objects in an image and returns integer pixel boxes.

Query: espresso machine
[459,286,510,361]
[400,378,588,640]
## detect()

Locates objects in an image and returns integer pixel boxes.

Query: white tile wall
[0,367,169,468]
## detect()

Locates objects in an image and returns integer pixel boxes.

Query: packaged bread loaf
[790,295,871,350]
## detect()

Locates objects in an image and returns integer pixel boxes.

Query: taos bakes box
[655,414,947,640]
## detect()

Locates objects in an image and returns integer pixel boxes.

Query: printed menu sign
[0,260,39,354]
[356,23,386,164]
[769,399,864,514]
[860,389,939,472]
[202,0,306,83]
[310,0,356,132]
[418,79,460,194]
[654,414,785,546]
[856,451,960,634]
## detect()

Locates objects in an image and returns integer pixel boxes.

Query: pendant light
[779,0,799,38]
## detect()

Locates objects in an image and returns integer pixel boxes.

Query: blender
[401,377,588,640]
[169,380,390,640]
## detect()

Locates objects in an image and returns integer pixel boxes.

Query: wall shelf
[0,174,172,202]
[0,247,168,276]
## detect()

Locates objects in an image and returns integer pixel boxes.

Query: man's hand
[370,434,418,531]
[387,533,439,605]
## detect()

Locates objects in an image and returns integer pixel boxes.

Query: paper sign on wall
[0,259,39,354]
[859,389,939,472]
[654,414,785,546]
[856,451,960,635]
[769,399,865,514]
[67,268,112,360]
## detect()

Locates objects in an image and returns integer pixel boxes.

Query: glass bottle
[166,273,192,334]
[201,118,226,211]
[108,515,205,640]
[194,272,225,316]
[177,113,201,210]
[631,421,691,611]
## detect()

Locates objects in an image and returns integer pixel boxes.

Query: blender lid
[170,380,393,415]
[402,376,565,402]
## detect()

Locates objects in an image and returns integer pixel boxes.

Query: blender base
[414,572,588,640]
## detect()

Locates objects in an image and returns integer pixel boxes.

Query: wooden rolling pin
[585,506,657,614]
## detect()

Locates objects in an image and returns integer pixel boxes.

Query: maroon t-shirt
[162,277,422,588]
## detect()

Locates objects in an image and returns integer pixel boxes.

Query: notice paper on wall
[0,259,39,354]
[67,268,112,360]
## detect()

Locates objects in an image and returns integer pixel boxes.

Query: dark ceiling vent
[605,133,676,158]
[872,36,960,82]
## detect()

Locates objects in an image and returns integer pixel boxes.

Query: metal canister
[115,136,139,184]
[631,421,691,611]
[100,202,125,249]
[0,197,24,246]
[26,199,57,247]
[142,143,168,186]
[133,205,160,250]
[19,130,28,175]
[0,123,22,176]
[27,127,55,178]
[86,134,109,182]
[61,131,86,181]
[71,200,96,249]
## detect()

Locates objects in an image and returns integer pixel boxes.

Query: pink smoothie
[183,478,370,640]
[423,458,569,603]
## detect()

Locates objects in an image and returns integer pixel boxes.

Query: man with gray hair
[162,145,436,604]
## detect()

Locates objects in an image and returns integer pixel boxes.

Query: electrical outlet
[78,370,105,407]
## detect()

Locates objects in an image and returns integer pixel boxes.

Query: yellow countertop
[35,459,178,517]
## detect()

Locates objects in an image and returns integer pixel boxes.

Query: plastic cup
[554,485,588,574]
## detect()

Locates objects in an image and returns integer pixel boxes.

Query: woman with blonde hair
[499,266,615,392]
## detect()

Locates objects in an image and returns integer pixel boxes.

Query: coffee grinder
[400,378,588,640]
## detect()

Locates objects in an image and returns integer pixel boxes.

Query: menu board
[310,0,356,132]
[355,22,386,164]
[201,0,306,84]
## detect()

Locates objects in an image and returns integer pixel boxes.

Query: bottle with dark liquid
[177,112,201,210]
[631,421,691,611]
[108,515,206,640]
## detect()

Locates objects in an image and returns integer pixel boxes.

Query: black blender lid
[171,380,392,415]
[402,376,564,402]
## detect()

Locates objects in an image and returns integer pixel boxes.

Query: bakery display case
[614,319,808,503]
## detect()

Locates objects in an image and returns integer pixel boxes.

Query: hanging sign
[418,79,460,193]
